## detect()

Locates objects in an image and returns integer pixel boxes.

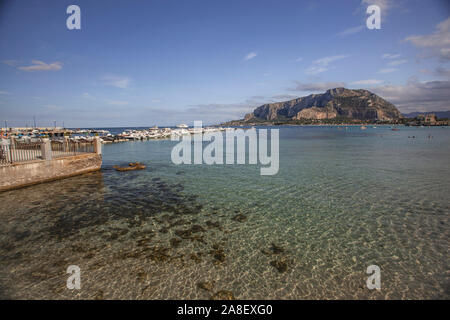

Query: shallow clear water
[0,126,449,299]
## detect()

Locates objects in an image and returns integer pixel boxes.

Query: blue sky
[0,0,449,127]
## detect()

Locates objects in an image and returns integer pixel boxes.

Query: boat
[176,124,188,128]
[360,126,367,130]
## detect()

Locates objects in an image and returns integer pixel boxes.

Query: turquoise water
[0,126,449,299]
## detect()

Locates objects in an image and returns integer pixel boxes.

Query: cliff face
[245,88,402,121]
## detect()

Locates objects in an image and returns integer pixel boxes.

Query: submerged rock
[210,244,226,263]
[197,281,215,292]
[205,220,222,230]
[170,237,182,248]
[190,253,202,263]
[146,246,170,262]
[232,214,247,222]
[93,290,104,300]
[175,224,205,240]
[137,272,148,283]
[210,290,235,300]
[159,227,169,234]
[270,258,288,273]
[270,243,285,254]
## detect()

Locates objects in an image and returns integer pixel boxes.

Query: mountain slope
[244,87,402,122]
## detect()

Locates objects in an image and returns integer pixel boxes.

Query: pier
[0,137,102,192]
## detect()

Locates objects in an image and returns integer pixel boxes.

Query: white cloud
[361,0,395,15]
[314,54,350,66]
[243,52,257,61]
[404,17,450,61]
[387,59,407,66]
[82,92,95,99]
[18,60,62,71]
[101,75,131,88]
[377,68,397,74]
[420,67,450,79]
[351,79,384,85]
[337,25,365,37]
[2,60,20,67]
[305,66,328,75]
[306,54,350,75]
[290,81,347,92]
[372,79,450,112]
[270,94,298,101]
[382,53,401,59]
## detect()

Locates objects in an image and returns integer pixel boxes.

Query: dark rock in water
[137,272,148,283]
[136,235,153,247]
[159,227,169,234]
[170,237,182,248]
[146,246,170,262]
[210,290,235,300]
[83,252,95,259]
[175,229,192,239]
[175,224,205,240]
[190,253,202,263]
[170,219,189,227]
[191,224,205,233]
[210,244,226,263]
[270,243,285,254]
[191,234,205,243]
[93,290,104,300]
[205,220,222,230]
[213,251,226,262]
[232,214,247,222]
[270,259,288,273]
[197,281,215,292]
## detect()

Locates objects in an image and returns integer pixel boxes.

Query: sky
[0,0,449,127]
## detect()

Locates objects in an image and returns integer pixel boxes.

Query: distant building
[417,113,437,125]
[424,114,437,125]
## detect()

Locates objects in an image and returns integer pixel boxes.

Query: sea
[0,125,448,299]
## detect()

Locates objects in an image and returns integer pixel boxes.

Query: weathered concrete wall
[0,153,102,192]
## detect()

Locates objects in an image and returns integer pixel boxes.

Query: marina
[1,125,230,144]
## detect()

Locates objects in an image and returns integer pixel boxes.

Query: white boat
[176,124,188,128]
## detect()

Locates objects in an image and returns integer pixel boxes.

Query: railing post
[41,138,52,160]
[1,138,11,163]
[63,136,69,152]
[94,136,102,155]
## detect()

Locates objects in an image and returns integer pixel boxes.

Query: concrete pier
[0,153,102,192]
[0,136,103,192]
